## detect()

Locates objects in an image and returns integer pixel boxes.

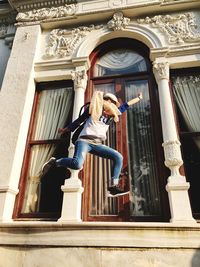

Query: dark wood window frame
[13,80,74,221]
[82,38,170,222]
[170,67,200,220]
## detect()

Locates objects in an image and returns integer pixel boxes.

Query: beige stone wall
[1,246,200,267]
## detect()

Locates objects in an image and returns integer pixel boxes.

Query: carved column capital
[153,61,169,82]
[71,70,88,90]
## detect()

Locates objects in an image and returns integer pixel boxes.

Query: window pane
[172,74,200,216]
[125,80,161,216]
[22,87,73,214]
[94,49,147,77]
[172,75,200,133]
[32,87,73,140]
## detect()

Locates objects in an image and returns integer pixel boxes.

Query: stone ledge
[0,222,200,248]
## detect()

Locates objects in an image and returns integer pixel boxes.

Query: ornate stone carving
[71,70,88,89]
[138,13,200,44]
[45,24,104,58]
[162,140,183,175]
[107,12,130,31]
[109,0,124,8]
[16,4,77,22]
[153,61,169,81]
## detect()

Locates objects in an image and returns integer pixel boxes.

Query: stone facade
[0,0,200,266]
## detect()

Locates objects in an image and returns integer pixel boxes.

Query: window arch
[82,38,169,222]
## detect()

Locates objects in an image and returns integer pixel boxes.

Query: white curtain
[172,75,200,149]
[126,81,161,216]
[22,88,73,213]
[94,49,146,76]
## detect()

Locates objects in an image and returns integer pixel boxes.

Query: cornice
[8,0,77,12]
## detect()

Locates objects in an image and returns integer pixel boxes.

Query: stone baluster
[58,69,87,222]
[153,59,196,224]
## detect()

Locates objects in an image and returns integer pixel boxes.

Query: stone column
[58,69,87,222]
[153,59,196,224]
[0,24,41,222]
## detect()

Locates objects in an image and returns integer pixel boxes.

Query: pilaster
[153,59,196,224]
[59,68,87,222]
[0,24,41,222]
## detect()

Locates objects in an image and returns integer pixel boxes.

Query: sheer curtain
[94,49,146,77]
[126,80,161,216]
[22,88,73,213]
[172,75,200,149]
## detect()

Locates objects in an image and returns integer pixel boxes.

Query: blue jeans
[56,140,123,182]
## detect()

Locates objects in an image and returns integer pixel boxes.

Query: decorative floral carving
[71,70,88,89]
[45,24,104,58]
[153,61,169,81]
[162,140,183,175]
[138,13,200,44]
[107,12,130,31]
[16,4,77,22]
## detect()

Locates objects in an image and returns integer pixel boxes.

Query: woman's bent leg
[90,144,123,182]
[56,140,90,170]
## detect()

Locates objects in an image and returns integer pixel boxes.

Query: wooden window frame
[13,80,74,221]
[82,38,170,222]
[170,67,200,220]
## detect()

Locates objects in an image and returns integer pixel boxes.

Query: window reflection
[94,49,147,77]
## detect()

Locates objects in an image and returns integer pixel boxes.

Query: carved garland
[138,13,200,44]
[16,4,77,22]
[45,24,104,58]
[45,12,130,58]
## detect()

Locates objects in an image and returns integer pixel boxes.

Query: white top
[79,116,109,142]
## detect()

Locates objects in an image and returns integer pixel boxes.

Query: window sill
[0,221,200,249]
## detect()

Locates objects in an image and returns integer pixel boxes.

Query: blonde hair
[89,91,121,122]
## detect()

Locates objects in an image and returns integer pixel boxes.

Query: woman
[42,91,143,197]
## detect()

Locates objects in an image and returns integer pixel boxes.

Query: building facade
[0,0,200,266]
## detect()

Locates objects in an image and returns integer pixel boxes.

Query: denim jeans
[56,140,123,182]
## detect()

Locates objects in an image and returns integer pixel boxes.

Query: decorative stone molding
[153,61,169,82]
[138,13,200,44]
[12,0,76,12]
[71,70,88,89]
[16,4,77,23]
[107,12,130,31]
[162,140,183,175]
[45,24,104,58]
[109,0,125,8]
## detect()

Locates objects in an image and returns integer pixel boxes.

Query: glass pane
[94,49,147,77]
[172,75,200,134]
[125,80,161,216]
[180,136,200,214]
[22,87,73,214]
[32,87,73,140]
[89,83,118,215]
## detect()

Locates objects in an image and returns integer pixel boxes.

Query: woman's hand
[138,92,143,100]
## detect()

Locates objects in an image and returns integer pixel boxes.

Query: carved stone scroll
[138,13,200,44]
[45,25,104,58]
[16,4,77,22]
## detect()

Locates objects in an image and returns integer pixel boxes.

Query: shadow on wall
[192,248,200,267]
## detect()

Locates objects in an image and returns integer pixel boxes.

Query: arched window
[82,38,169,222]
